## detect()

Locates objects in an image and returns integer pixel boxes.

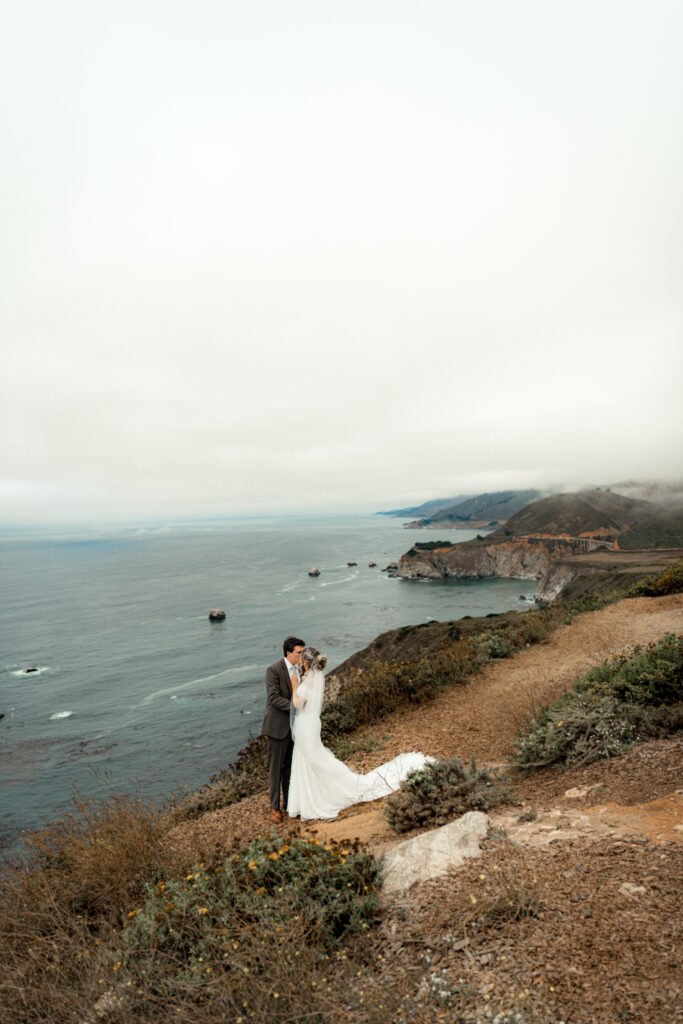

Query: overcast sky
[1,1,681,525]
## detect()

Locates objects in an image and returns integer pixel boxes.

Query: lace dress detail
[287,669,432,821]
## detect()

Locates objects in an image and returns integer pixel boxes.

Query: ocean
[0,514,536,852]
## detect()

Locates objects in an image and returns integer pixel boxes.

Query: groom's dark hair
[283,636,305,655]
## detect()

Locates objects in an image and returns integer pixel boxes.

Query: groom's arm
[265,663,292,714]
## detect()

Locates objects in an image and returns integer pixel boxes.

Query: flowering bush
[629,561,683,597]
[116,831,380,1001]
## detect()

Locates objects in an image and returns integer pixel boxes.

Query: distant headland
[388,487,683,603]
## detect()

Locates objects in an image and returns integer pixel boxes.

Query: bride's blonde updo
[302,646,327,672]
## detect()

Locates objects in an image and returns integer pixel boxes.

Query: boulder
[347,561,358,566]
[382,811,489,894]
[208,609,226,621]
[308,567,321,577]
[368,559,377,567]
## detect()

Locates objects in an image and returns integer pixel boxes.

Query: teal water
[0,515,536,851]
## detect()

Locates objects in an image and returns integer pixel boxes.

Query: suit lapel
[282,661,292,698]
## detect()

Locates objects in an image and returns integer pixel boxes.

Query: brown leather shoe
[269,808,283,823]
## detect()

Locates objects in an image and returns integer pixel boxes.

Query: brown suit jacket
[262,659,294,740]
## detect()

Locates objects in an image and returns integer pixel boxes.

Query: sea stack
[209,609,226,621]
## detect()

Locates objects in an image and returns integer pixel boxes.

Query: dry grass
[0,790,185,1024]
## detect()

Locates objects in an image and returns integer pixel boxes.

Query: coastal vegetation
[1,559,681,1022]
[512,633,683,770]
[383,756,508,833]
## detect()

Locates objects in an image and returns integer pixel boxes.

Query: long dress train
[287,669,432,821]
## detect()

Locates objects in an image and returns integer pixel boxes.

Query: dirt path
[349,593,683,768]
[168,593,683,860]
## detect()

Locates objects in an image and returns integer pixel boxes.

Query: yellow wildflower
[198,907,208,915]
[268,852,279,860]
[257,886,266,895]
[248,861,258,870]
[127,910,138,919]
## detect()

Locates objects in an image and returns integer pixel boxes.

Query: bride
[286,645,432,821]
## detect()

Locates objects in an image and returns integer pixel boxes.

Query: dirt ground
[168,593,683,1023]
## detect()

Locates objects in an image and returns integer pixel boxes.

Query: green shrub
[629,561,683,597]
[475,628,515,660]
[513,633,683,770]
[564,590,621,614]
[513,697,639,769]
[576,633,683,707]
[413,540,455,550]
[383,756,508,833]
[115,832,380,1002]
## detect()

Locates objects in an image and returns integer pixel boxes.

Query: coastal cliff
[398,535,610,599]
[396,490,683,602]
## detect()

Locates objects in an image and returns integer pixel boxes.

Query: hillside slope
[486,488,653,541]
[618,506,683,549]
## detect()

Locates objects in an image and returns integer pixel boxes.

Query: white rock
[563,786,591,799]
[382,811,489,894]
[618,882,647,897]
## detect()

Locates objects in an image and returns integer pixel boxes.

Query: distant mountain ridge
[409,489,544,528]
[377,496,469,518]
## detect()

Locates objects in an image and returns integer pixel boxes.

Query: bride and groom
[262,636,429,823]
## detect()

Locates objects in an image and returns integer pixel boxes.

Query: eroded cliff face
[398,536,607,599]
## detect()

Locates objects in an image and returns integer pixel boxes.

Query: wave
[320,573,356,588]
[139,664,260,706]
[276,580,300,596]
[49,711,73,720]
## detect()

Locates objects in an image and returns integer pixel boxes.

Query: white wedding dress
[287,669,432,821]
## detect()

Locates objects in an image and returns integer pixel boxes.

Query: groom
[262,635,304,823]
